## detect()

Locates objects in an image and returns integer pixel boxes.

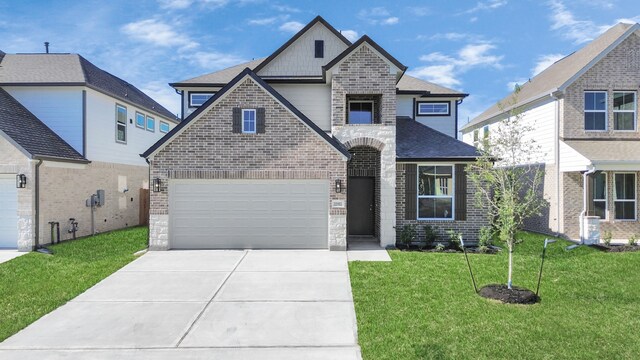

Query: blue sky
[1,0,638,126]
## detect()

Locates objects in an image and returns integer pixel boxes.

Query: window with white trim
[242,109,256,133]
[417,165,454,219]
[590,172,607,219]
[614,173,636,220]
[584,91,607,131]
[116,104,127,143]
[135,112,145,129]
[417,101,450,116]
[146,115,155,132]
[473,130,479,147]
[159,121,170,133]
[613,91,636,131]
[189,93,214,107]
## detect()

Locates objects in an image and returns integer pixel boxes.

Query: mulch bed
[395,243,500,254]
[590,244,640,253]
[479,284,539,304]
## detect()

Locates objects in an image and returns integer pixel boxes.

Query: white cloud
[121,19,198,50]
[462,0,508,14]
[187,51,246,69]
[158,0,229,10]
[532,53,565,75]
[279,21,304,33]
[410,42,504,89]
[271,4,301,13]
[407,6,430,16]
[141,81,181,117]
[248,15,289,26]
[358,7,400,26]
[341,30,359,42]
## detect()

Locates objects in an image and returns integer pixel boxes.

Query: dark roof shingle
[0,88,87,162]
[396,117,479,161]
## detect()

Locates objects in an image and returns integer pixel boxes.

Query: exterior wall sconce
[152,178,161,192]
[16,174,26,188]
[335,179,342,193]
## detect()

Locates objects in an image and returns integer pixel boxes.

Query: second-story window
[189,93,215,107]
[146,115,155,132]
[116,104,127,143]
[417,101,450,116]
[473,130,479,147]
[348,101,374,124]
[242,109,256,133]
[315,40,324,58]
[135,112,145,129]
[584,91,607,131]
[613,91,636,131]
[160,121,170,133]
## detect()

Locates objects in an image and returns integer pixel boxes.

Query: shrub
[478,245,490,254]
[423,225,438,248]
[628,234,638,246]
[397,224,418,245]
[478,226,494,247]
[602,230,612,246]
[434,243,446,252]
[447,229,462,250]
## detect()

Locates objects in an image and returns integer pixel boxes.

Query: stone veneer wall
[38,161,148,243]
[330,43,398,247]
[562,33,640,139]
[149,78,347,250]
[396,163,488,243]
[0,136,35,251]
[347,146,381,238]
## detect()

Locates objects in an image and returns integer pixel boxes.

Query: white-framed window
[135,112,145,129]
[159,121,170,133]
[417,165,454,220]
[146,116,155,132]
[614,173,636,220]
[348,101,374,124]
[473,130,479,148]
[242,109,256,133]
[417,101,450,116]
[116,104,127,143]
[189,92,215,107]
[590,172,607,219]
[613,91,636,131]
[584,91,607,131]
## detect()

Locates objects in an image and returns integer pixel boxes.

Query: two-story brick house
[143,16,484,250]
[461,22,640,244]
[0,51,179,250]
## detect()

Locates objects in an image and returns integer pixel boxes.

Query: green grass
[349,232,640,359]
[0,226,147,341]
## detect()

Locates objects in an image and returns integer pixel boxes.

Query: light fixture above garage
[16,174,26,188]
[152,178,161,192]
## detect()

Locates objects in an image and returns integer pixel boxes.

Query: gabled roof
[397,75,467,97]
[396,117,479,161]
[252,16,351,74]
[143,68,351,159]
[323,35,407,74]
[0,53,177,120]
[464,22,639,130]
[169,58,265,87]
[0,88,87,162]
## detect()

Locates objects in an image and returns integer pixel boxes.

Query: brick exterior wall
[149,77,347,250]
[562,33,640,139]
[348,146,381,238]
[395,163,488,243]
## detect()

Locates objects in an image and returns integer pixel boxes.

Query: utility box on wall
[583,216,600,245]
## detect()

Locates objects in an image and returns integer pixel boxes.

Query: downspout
[455,99,463,140]
[580,165,596,244]
[175,89,184,121]
[145,158,151,249]
[553,93,561,238]
[34,159,43,250]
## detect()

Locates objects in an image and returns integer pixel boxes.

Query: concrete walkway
[0,250,361,359]
[0,250,26,265]
[347,241,392,262]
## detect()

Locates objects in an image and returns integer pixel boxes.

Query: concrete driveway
[0,250,361,359]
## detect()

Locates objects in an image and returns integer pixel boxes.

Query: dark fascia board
[34,155,91,164]
[172,78,326,87]
[142,67,351,160]
[323,35,408,73]
[396,157,478,162]
[395,89,469,98]
[253,16,352,74]
[169,82,227,88]
[0,82,86,87]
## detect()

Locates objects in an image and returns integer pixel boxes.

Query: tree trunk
[507,242,513,289]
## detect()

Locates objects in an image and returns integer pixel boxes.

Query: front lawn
[0,227,147,341]
[349,232,640,359]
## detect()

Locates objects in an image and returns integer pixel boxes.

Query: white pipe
[580,166,596,243]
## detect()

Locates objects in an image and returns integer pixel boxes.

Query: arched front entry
[345,138,384,244]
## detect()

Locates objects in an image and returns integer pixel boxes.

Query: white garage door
[0,174,18,249]
[169,179,329,249]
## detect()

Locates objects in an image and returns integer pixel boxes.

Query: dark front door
[348,177,375,236]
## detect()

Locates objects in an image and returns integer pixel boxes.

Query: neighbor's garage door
[169,179,329,249]
[0,174,18,249]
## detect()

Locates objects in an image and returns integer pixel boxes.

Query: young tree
[468,88,548,290]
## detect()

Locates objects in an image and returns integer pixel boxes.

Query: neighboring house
[461,23,640,244]
[0,51,179,251]
[143,16,484,251]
